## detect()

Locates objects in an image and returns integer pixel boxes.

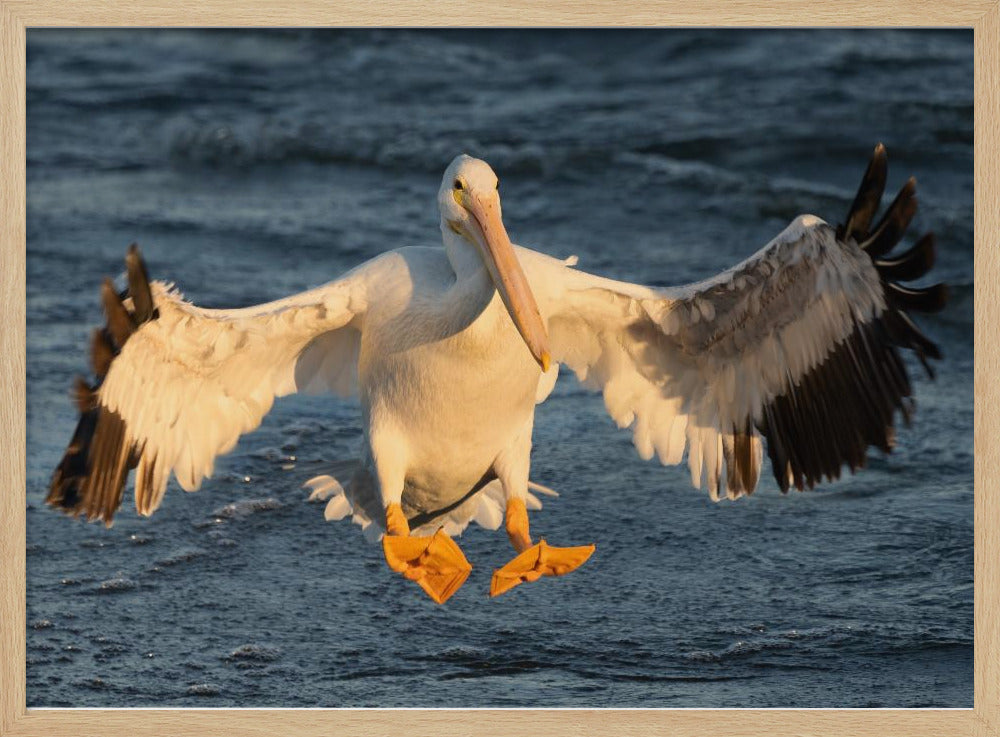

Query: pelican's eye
[453,178,464,191]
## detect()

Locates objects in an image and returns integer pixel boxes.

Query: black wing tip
[72,375,97,413]
[125,243,156,322]
[862,178,918,258]
[48,243,158,526]
[841,143,889,242]
[45,484,115,527]
[875,231,936,282]
[887,282,949,314]
[838,145,946,369]
[759,320,914,493]
[756,147,946,494]
[90,328,115,378]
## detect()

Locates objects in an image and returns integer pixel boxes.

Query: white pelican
[48,144,946,604]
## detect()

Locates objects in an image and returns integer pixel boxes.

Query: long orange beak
[463,191,551,371]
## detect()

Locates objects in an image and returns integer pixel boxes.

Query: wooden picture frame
[1,3,996,736]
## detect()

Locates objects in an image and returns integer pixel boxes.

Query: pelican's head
[439,154,551,372]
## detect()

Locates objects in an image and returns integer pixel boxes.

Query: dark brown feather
[48,245,160,525]
[861,177,917,257]
[101,278,135,348]
[886,282,949,314]
[840,142,887,242]
[875,232,935,282]
[72,376,97,413]
[126,243,155,322]
[90,328,116,378]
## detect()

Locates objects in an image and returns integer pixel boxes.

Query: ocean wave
[226,643,282,662]
[186,683,221,696]
[153,548,207,567]
[165,119,621,178]
[96,573,137,593]
[209,497,283,519]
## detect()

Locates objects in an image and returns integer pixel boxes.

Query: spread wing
[47,245,388,524]
[525,144,946,500]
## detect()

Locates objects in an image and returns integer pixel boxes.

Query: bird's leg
[489,430,595,597]
[505,496,533,553]
[374,445,471,605]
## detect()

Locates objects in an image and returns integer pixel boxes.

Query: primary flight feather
[48,144,946,603]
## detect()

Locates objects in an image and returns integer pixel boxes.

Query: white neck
[441,220,488,280]
[439,219,501,330]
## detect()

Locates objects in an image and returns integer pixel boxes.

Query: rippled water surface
[25,29,973,707]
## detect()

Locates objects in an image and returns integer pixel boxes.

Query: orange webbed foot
[382,503,472,604]
[490,539,595,597]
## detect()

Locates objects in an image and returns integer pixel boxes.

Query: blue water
[25,29,973,707]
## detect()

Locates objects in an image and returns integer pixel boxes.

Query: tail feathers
[527,480,559,497]
[303,460,360,503]
[304,468,558,540]
[46,244,158,526]
[303,469,373,534]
